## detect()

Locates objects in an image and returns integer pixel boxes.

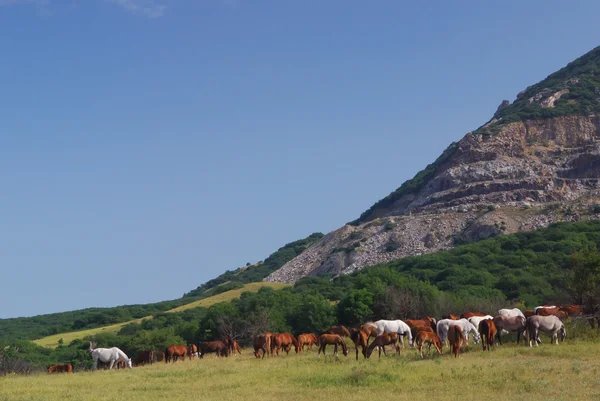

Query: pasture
[3,340,600,401]
[33,282,290,348]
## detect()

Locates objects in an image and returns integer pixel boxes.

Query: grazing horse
[478,319,497,351]
[443,313,460,320]
[414,330,443,358]
[405,318,437,333]
[253,334,272,358]
[188,344,198,359]
[298,333,319,352]
[366,332,401,358]
[198,341,229,358]
[317,334,348,357]
[460,312,486,319]
[350,328,369,360]
[89,342,132,370]
[526,315,566,347]
[137,350,154,365]
[436,319,480,346]
[229,339,242,355]
[448,326,465,358]
[323,325,351,338]
[467,315,493,332]
[498,308,525,319]
[271,333,299,356]
[368,320,413,347]
[165,345,189,363]
[493,315,526,345]
[48,363,73,373]
[360,323,378,345]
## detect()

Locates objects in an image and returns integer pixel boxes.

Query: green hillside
[0,233,322,342]
[33,282,290,348]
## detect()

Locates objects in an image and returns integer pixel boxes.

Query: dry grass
[4,340,600,401]
[33,283,290,348]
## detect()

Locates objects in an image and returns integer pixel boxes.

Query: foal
[448,325,465,358]
[317,334,349,357]
[414,329,443,358]
[366,332,401,358]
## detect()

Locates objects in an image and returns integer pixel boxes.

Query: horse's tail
[88,341,94,352]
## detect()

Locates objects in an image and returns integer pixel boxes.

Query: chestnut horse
[366,332,401,358]
[360,323,378,345]
[414,330,443,358]
[253,333,271,358]
[443,313,460,320]
[323,325,351,338]
[460,312,486,319]
[165,345,188,363]
[405,318,437,333]
[448,325,465,358]
[48,363,73,373]
[478,319,497,351]
[536,307,568,320]
[559,305,584,318]
[188,344,198,359]
[198,341,228,358]
[317,334,348,357]
[350,328,369,360]
[271,333,299,356]
[298,333,319,352]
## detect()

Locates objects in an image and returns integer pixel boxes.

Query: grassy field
[3,340,600,401]
[33,283,290,348]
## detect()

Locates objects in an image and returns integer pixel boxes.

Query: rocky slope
[265,46,600,284]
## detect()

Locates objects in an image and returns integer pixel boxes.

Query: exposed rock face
[265,115,600,284]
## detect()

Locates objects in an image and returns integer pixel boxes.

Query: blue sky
[2,0,600,318]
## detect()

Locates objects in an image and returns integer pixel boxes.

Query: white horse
[370,320,413,347]
[526,315,566,347]
[89,342,132,370]
[498,308,525,318]
[468,315,493,330]
[437,319,480,345]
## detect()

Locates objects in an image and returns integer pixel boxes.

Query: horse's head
[126,358,133,369]
[473,332,481,344]
[560,326,567,342]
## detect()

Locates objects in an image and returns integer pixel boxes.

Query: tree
[337,289,373,326]
[568,251,600,309]
[289,294,335,334]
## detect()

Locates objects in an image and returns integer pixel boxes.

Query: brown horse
[350,328,369,360]
[559,305,584,318]
[298,333,319,352]
[323,325,352,338]
[229,339,242,355]
[405,317,437,333]
[360,323,378,345]
[317,334,349,357]
[479,319,497,351]
[536,307,568,320]
[165,345,189,363]
[448,325,465,358]
[188,344,198,359]
[461,312,486,319]
[48,363,73,373]
[524,310,535,318]
[443,313,460,320]
[198,341,228,358]
[493,315,526,345]
[253,333,272,358]
[270,333,299,356]
[414,330,443,358]
[137,350,154,365]
[366,332,401,358]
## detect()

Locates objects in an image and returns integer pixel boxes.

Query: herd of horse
[46,304,587,373]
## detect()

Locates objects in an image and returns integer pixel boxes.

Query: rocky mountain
[265,46,600,284]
